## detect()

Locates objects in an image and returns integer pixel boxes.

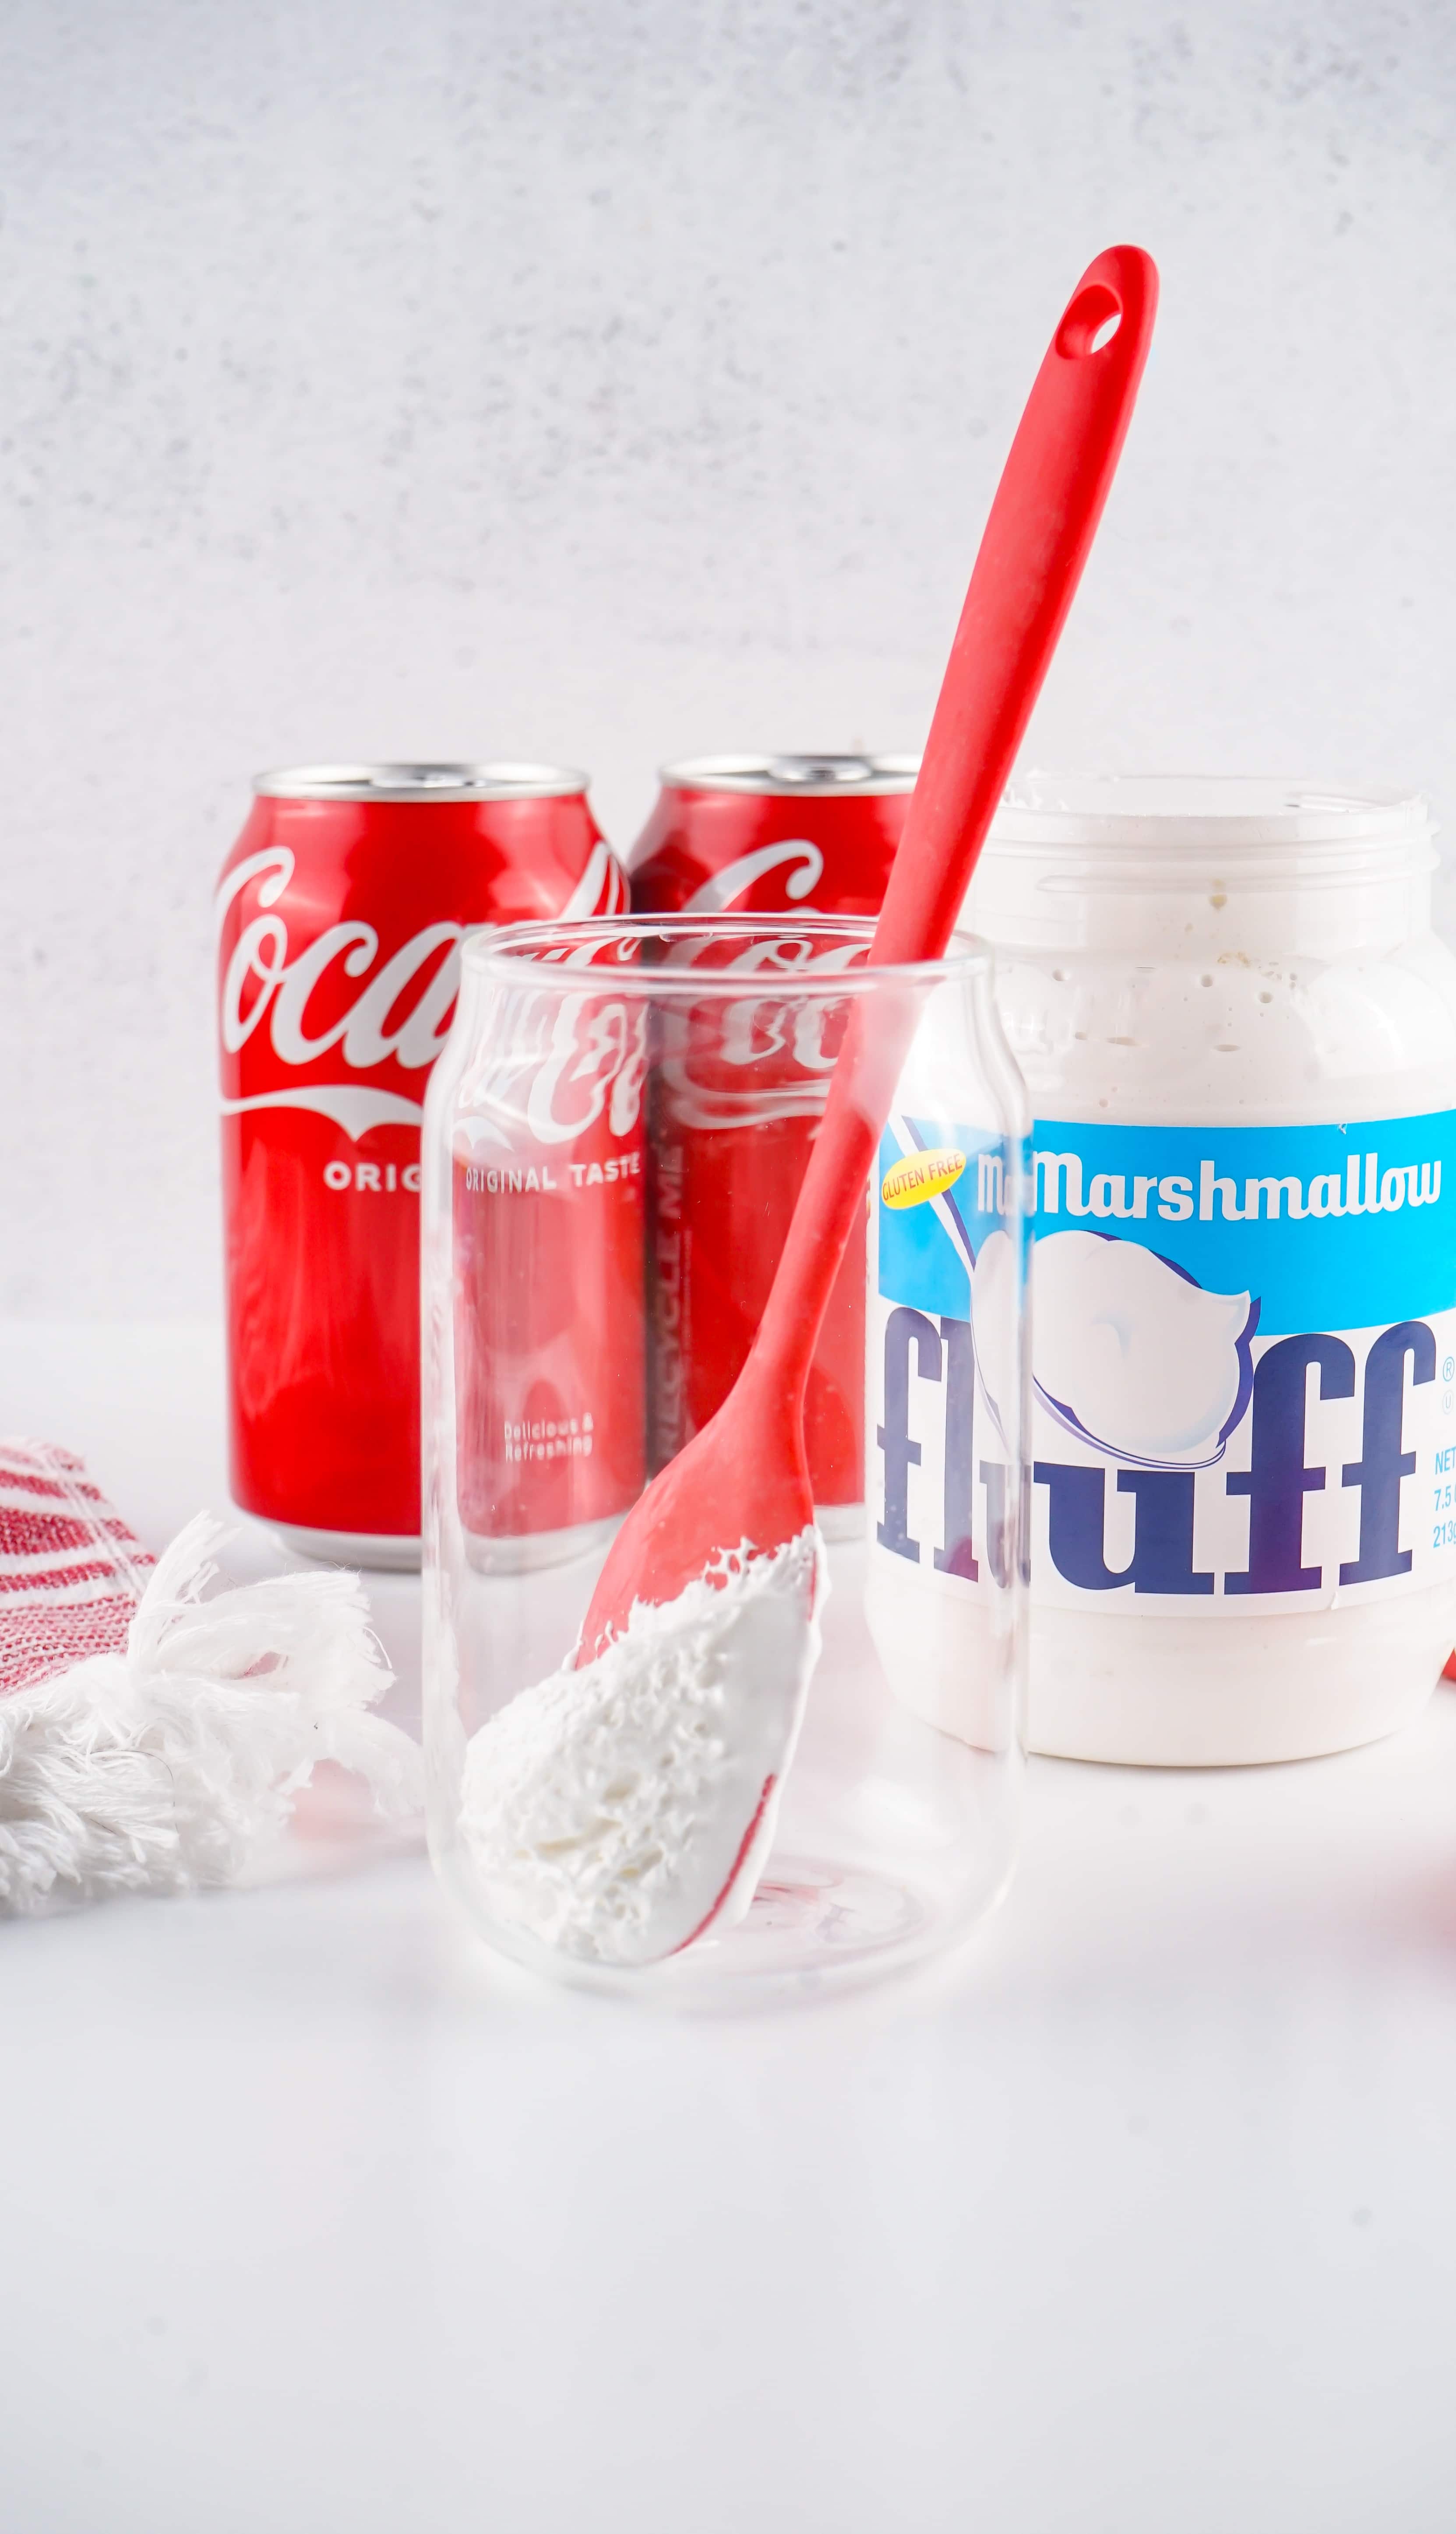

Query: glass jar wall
[422,916,1027,1998]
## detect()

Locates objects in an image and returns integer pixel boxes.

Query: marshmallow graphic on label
[1031,1231,1254,1466]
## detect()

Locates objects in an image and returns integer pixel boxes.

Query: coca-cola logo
[453,929,860,1145]
[681,838,823,914]
[216,841,622,1141]
[659,930,869,1132]
[457,988,647,1156]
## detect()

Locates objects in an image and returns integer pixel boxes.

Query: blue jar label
[871,1107,1456,1614]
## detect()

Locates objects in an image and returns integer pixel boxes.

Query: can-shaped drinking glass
[422,915,1028,1998]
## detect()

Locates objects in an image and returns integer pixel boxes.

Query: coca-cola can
[628,755,917,1525]
[217,762,626,1567]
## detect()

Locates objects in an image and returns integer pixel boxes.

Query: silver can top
[254,761,589,803]
[659,752,919,798]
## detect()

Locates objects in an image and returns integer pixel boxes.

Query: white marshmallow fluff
[868,779,1456,1765]
[459,1530,823,1965]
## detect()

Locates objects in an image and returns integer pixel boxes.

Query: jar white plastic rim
[989,773,1432,854]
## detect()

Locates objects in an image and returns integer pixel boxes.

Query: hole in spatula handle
[1056,282,1123,358]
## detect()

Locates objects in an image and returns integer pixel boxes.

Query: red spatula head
[580,1350,819,1660]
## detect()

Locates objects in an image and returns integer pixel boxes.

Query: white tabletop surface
[2,1320,1455,2533]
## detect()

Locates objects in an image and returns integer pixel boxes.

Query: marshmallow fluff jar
[421,916,1027,1998]
[944,777,1456,1766]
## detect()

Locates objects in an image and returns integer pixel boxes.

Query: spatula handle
[873,243,1158,966]
[750,244,1159,1403]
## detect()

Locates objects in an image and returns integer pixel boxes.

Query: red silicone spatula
[582,243,1159,1673]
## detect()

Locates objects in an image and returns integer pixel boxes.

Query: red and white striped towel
[0,1440,155,1698]
[0,1440,421,1913]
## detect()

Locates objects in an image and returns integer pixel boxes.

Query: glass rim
[461,912,993,996]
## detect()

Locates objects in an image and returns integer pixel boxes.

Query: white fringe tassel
[0,1514,423,1914]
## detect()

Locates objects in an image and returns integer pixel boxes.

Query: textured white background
[1,0,1453,1312]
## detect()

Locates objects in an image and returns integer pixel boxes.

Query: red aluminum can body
[217,763,626,1563]
[628,755,917,1521]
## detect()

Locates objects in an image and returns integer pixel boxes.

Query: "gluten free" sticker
[879,1147,967,1210]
